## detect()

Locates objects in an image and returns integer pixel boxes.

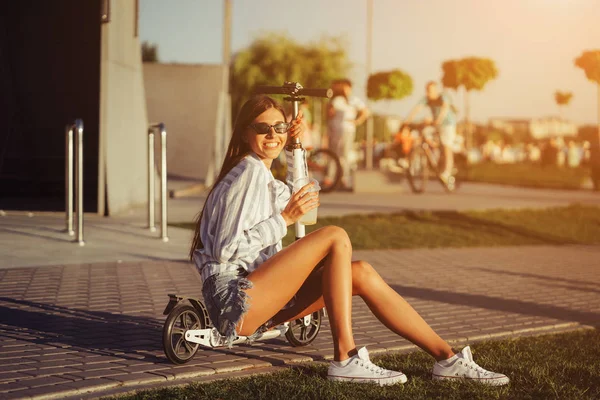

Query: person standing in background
[327,79,370,190]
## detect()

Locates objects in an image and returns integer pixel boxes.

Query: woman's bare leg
[271,260,455,361]
[240,226,356,361]
[352,260,454,360]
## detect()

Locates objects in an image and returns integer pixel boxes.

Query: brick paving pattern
[0,245,599,399]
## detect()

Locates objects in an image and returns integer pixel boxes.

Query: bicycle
[307,147,342,192]
[406,123,464,193]
[272,146,342,193]
[404,124,464,193]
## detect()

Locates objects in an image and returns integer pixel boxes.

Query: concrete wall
[143,63,226,184]
[99,0,149,215]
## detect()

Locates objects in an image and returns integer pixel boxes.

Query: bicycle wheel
[163,304,205,364]
[406,146,430,194]
[307,149,342,193]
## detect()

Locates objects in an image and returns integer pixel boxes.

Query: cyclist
[404,81,458,183]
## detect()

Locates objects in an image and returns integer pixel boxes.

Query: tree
[554,91,573,119]
[364,70,413,142]
[575,50,600,135]
[441,57,498,148]
[141,41,159,63]
[575,49,600,190]
[230,33,350,118]
[367,69,413,103]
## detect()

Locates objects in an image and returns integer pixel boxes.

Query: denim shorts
[201,268,269,347]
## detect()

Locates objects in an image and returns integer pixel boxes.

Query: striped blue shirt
[193,151,297,282]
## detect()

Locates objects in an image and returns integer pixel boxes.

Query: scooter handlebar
[300,87,333,98]
[253,85,333,98]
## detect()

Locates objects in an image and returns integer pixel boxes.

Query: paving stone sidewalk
[1,245,599,399]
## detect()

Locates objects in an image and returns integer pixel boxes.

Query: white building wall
[99,0,149,215]
[143,63,226,184]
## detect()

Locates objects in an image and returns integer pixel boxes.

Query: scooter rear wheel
[285,309,323,346]
[163,304,205,364]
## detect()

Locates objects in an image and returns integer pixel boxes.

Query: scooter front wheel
[285,309,323,346]
[163,304,205,364]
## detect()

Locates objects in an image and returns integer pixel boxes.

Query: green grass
[464,162,591,190]
[172,205,600,250]
[108,329,600,400]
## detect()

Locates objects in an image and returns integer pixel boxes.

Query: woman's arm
[354,107,371,126]
[404,103,424,125]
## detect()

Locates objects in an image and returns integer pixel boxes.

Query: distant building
[529,117,578,139]
[488,118,530,136]
[488,117,577,140]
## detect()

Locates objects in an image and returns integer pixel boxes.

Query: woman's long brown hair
[188,95,287,261]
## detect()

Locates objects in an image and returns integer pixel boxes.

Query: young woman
[191,95,509,386]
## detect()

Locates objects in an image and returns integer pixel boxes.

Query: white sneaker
[439,171,451,182]
[439,171,456,190]
[432,346,509,386]
[327,347,407,386]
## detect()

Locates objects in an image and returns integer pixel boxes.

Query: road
[0,182,598,269]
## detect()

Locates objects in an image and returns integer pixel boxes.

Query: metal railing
[148,123,169,242]
[65,119,85,246]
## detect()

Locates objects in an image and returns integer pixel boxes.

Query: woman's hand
[281,181,319,226]
[287,110,305,143]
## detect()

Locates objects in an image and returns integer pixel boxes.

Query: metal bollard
[147,129,156,232]
[64,119,85,246]
[65,125,74,236]
[147,123,169,242]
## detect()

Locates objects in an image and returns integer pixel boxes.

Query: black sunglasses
[249,122,290,134]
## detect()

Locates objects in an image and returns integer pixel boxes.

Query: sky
[139,0,600,125]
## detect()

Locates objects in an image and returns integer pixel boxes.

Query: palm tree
[574,50,600,190]
[442,57,498,148]
[575,51,600,138]
[367,69,414,114]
